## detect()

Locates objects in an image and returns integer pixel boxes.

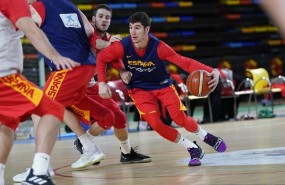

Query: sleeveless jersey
[39,0,94,70]
[121,35,172,90]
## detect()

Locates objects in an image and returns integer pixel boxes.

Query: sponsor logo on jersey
[60,13,81,28]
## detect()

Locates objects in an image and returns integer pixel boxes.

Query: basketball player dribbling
[96,12,227,166]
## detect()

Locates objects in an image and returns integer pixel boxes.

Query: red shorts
[43,65,96,107]
[128,85,186,118]
[43,65,107,124]
[0,74,64,131]
[129,85,198,141]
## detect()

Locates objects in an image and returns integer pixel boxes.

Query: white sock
[86,130,103,152]
[119,139,131,154]
[178,136,197,148]
[79,133,95,154]
[32,153,50,175]
[0,163,5,184]
[196,126,208,140]
[86,130,96,142]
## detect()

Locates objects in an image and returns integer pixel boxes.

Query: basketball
[186,70,212,97]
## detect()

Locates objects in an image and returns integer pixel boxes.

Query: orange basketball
[186,70,212,97]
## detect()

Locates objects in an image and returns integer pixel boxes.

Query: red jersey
[89,28,124,72]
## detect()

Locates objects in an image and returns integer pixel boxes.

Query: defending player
[73,4,151,164]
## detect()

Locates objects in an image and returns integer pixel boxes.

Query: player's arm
[95,37,109,51]
[111,59,124,70]
[90,33,128,83]
[157,41,219,90]
[16,17,79,70]
[158,41,213,73]
[111,59,132,84]
[96,42,124,98]
[78,9,94,38]
[90,33,122,51]
[11,0,79,70]
[90,33,107,51]
[96,42,124,82]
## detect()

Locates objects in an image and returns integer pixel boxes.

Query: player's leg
[160,86,227,153]
[12,111,79,183]
[107,98,151,164]
[130,88,203,166]
[70,96,114,169]
[1,73,63,185]
[42,66,105,169]
[43,66,95,137]
[21,94,64,185]
[0,123,14,184]
[72,95,114,161]
[73,93,151,164]
[20,107,83,178]
[33,95,64,155]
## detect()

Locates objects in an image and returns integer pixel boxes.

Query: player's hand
[109,34,122,43]
[98,82,112,99]
[208,69,219,92]
[119,69,132,84]
[52,55,80,70]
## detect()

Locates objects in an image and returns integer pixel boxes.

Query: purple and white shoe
[204,133,227,152]
[187,141,205,166]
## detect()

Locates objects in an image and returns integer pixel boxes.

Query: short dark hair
[93,4,112,16]
[128,12,151,28]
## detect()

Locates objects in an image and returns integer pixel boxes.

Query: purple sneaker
[187,141,205,166]
[203,133,227,152]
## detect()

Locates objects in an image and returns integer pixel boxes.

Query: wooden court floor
[6,116,285,185]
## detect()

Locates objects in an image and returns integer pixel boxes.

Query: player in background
[96,12,227,166]
[0,0,79,184]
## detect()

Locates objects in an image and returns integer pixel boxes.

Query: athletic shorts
[0,73,64,131]
[128,85,186,118]
[43,65,99,123]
